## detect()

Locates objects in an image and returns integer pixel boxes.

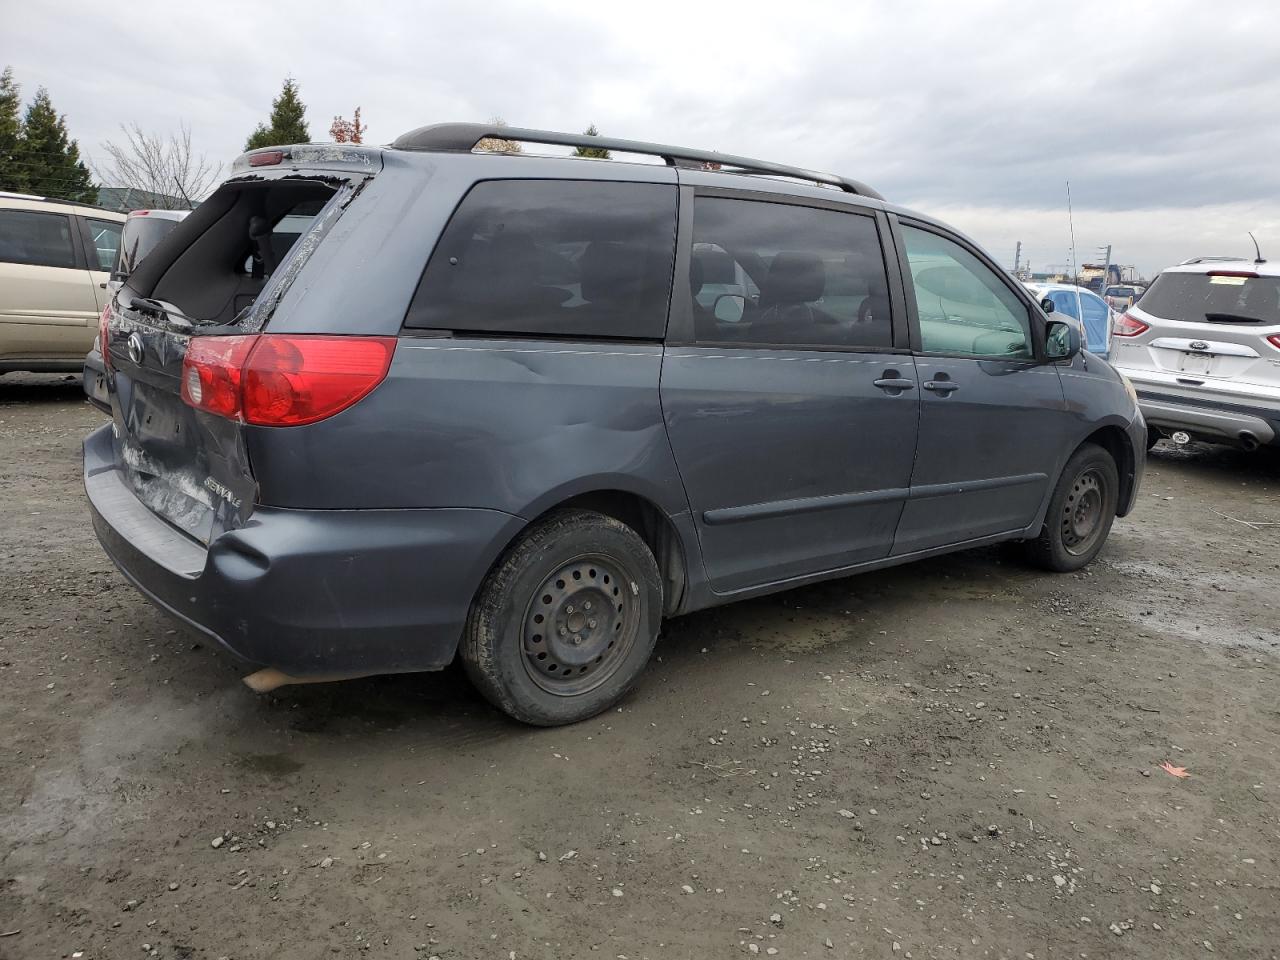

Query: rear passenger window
[689,197,892,349]
[407,180,677,339]
[0,209,76,268]
[901,225,1033,359]
[85,218,123,272]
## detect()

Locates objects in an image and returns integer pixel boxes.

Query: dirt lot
[1,372,1277,960]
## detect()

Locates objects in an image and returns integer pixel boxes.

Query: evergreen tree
[572,123,611,160]
[0,67,25,192]
[246,77,311,150]
[20,87,96,203]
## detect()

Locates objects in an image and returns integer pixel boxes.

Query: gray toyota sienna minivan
[84,124,1146,725]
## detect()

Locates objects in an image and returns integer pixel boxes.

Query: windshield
[1138,272,1280,324]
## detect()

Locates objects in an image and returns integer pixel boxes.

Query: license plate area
[1179,352,1213,375]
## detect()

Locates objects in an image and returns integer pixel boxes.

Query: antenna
[1066,181,1086,351]
[173,177,194,211]
[1248,231,1265,264]
[1066,181,1079,285]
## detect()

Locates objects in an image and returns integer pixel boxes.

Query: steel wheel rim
[521,553,640,697]
[1061,467,1105,555]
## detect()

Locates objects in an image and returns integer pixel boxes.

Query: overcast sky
[6,0,1278,276]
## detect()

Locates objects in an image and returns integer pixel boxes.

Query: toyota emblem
[127,332,145,365]
[1189,340,1209,352]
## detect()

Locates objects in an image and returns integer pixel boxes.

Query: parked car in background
[84,208,190,408]
[1110,256,1280,450]
[113,209,190,287]
[1104,284,1141,311]
[85,125,1146,726]
[0,192,124,374]
[1026,282,1113,357]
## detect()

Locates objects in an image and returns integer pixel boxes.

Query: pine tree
[246,77,311,150]
[572,123,610,160]
[0,66,25,192]
[20,87,96,203]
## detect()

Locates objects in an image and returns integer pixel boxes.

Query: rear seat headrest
[764,252,825,304]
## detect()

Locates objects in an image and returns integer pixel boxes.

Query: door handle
[923,378,960,395]
[873,377,916,392]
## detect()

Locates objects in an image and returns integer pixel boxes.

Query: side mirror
[1045,319,1081,361]
[1040,296,1055,314]
[713,293,746,323]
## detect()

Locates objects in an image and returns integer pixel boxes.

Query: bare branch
[95,122,222,208]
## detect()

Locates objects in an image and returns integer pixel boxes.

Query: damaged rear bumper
[84,423,522,677]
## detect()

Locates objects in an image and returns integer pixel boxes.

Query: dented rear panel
[100,157,378,541]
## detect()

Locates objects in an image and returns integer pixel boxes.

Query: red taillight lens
[1112,312,1149,338]
[98,305,112,371]
[242,335,396,426]
[1267,334,1280,351]
[180,335,396,426]
[181,335,257,418]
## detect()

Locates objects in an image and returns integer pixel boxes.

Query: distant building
[96,186,191,212]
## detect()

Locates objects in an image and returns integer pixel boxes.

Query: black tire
[1023,443,1120,572]
[460,509,662,726]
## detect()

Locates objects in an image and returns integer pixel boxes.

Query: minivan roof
[390,122,886,201]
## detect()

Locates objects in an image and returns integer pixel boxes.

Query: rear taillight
[181,335,257,418]
[1112,312,1149,338]
[1267,334,1280,351]
[181,335,396,426]
[98,305,112,371]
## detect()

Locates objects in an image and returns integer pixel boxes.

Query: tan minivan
[0,192,125,374]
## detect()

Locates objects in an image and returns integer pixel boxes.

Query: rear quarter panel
[246,337,693,522]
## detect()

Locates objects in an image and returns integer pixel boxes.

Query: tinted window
[902,226,1033,358]
[1138,271,1280,324]
[690,197,891,348]
[85,218,122,271]
[408,180,677,339]
[0,209,76,268]
[118,216,182,274]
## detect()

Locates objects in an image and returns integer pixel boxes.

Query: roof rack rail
[1179,256,1247,265]
[390,122,884,201]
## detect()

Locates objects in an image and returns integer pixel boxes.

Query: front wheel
[1022,443,1120,572]
[460,510,662,726]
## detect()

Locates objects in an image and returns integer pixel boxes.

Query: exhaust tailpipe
[243,668,369,693]
[1239,432,1260,452]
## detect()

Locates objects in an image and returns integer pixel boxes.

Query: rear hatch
[1112,267,1280,393]
[100,151,378,543]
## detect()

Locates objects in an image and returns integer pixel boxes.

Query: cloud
[6,0,1277,274]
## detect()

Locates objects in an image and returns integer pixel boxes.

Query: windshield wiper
[1203,312,1264,324]
[128,297,198,330]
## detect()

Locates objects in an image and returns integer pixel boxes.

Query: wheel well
[542,491,688,616]
[1081,426,1136,516]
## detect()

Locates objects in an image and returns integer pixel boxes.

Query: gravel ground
[1,372,1278,960]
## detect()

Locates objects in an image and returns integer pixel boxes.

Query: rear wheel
[1023,443,1119,572]
[460,510,662,726]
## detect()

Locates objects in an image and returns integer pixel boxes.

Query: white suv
[1110,256,1280,450]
